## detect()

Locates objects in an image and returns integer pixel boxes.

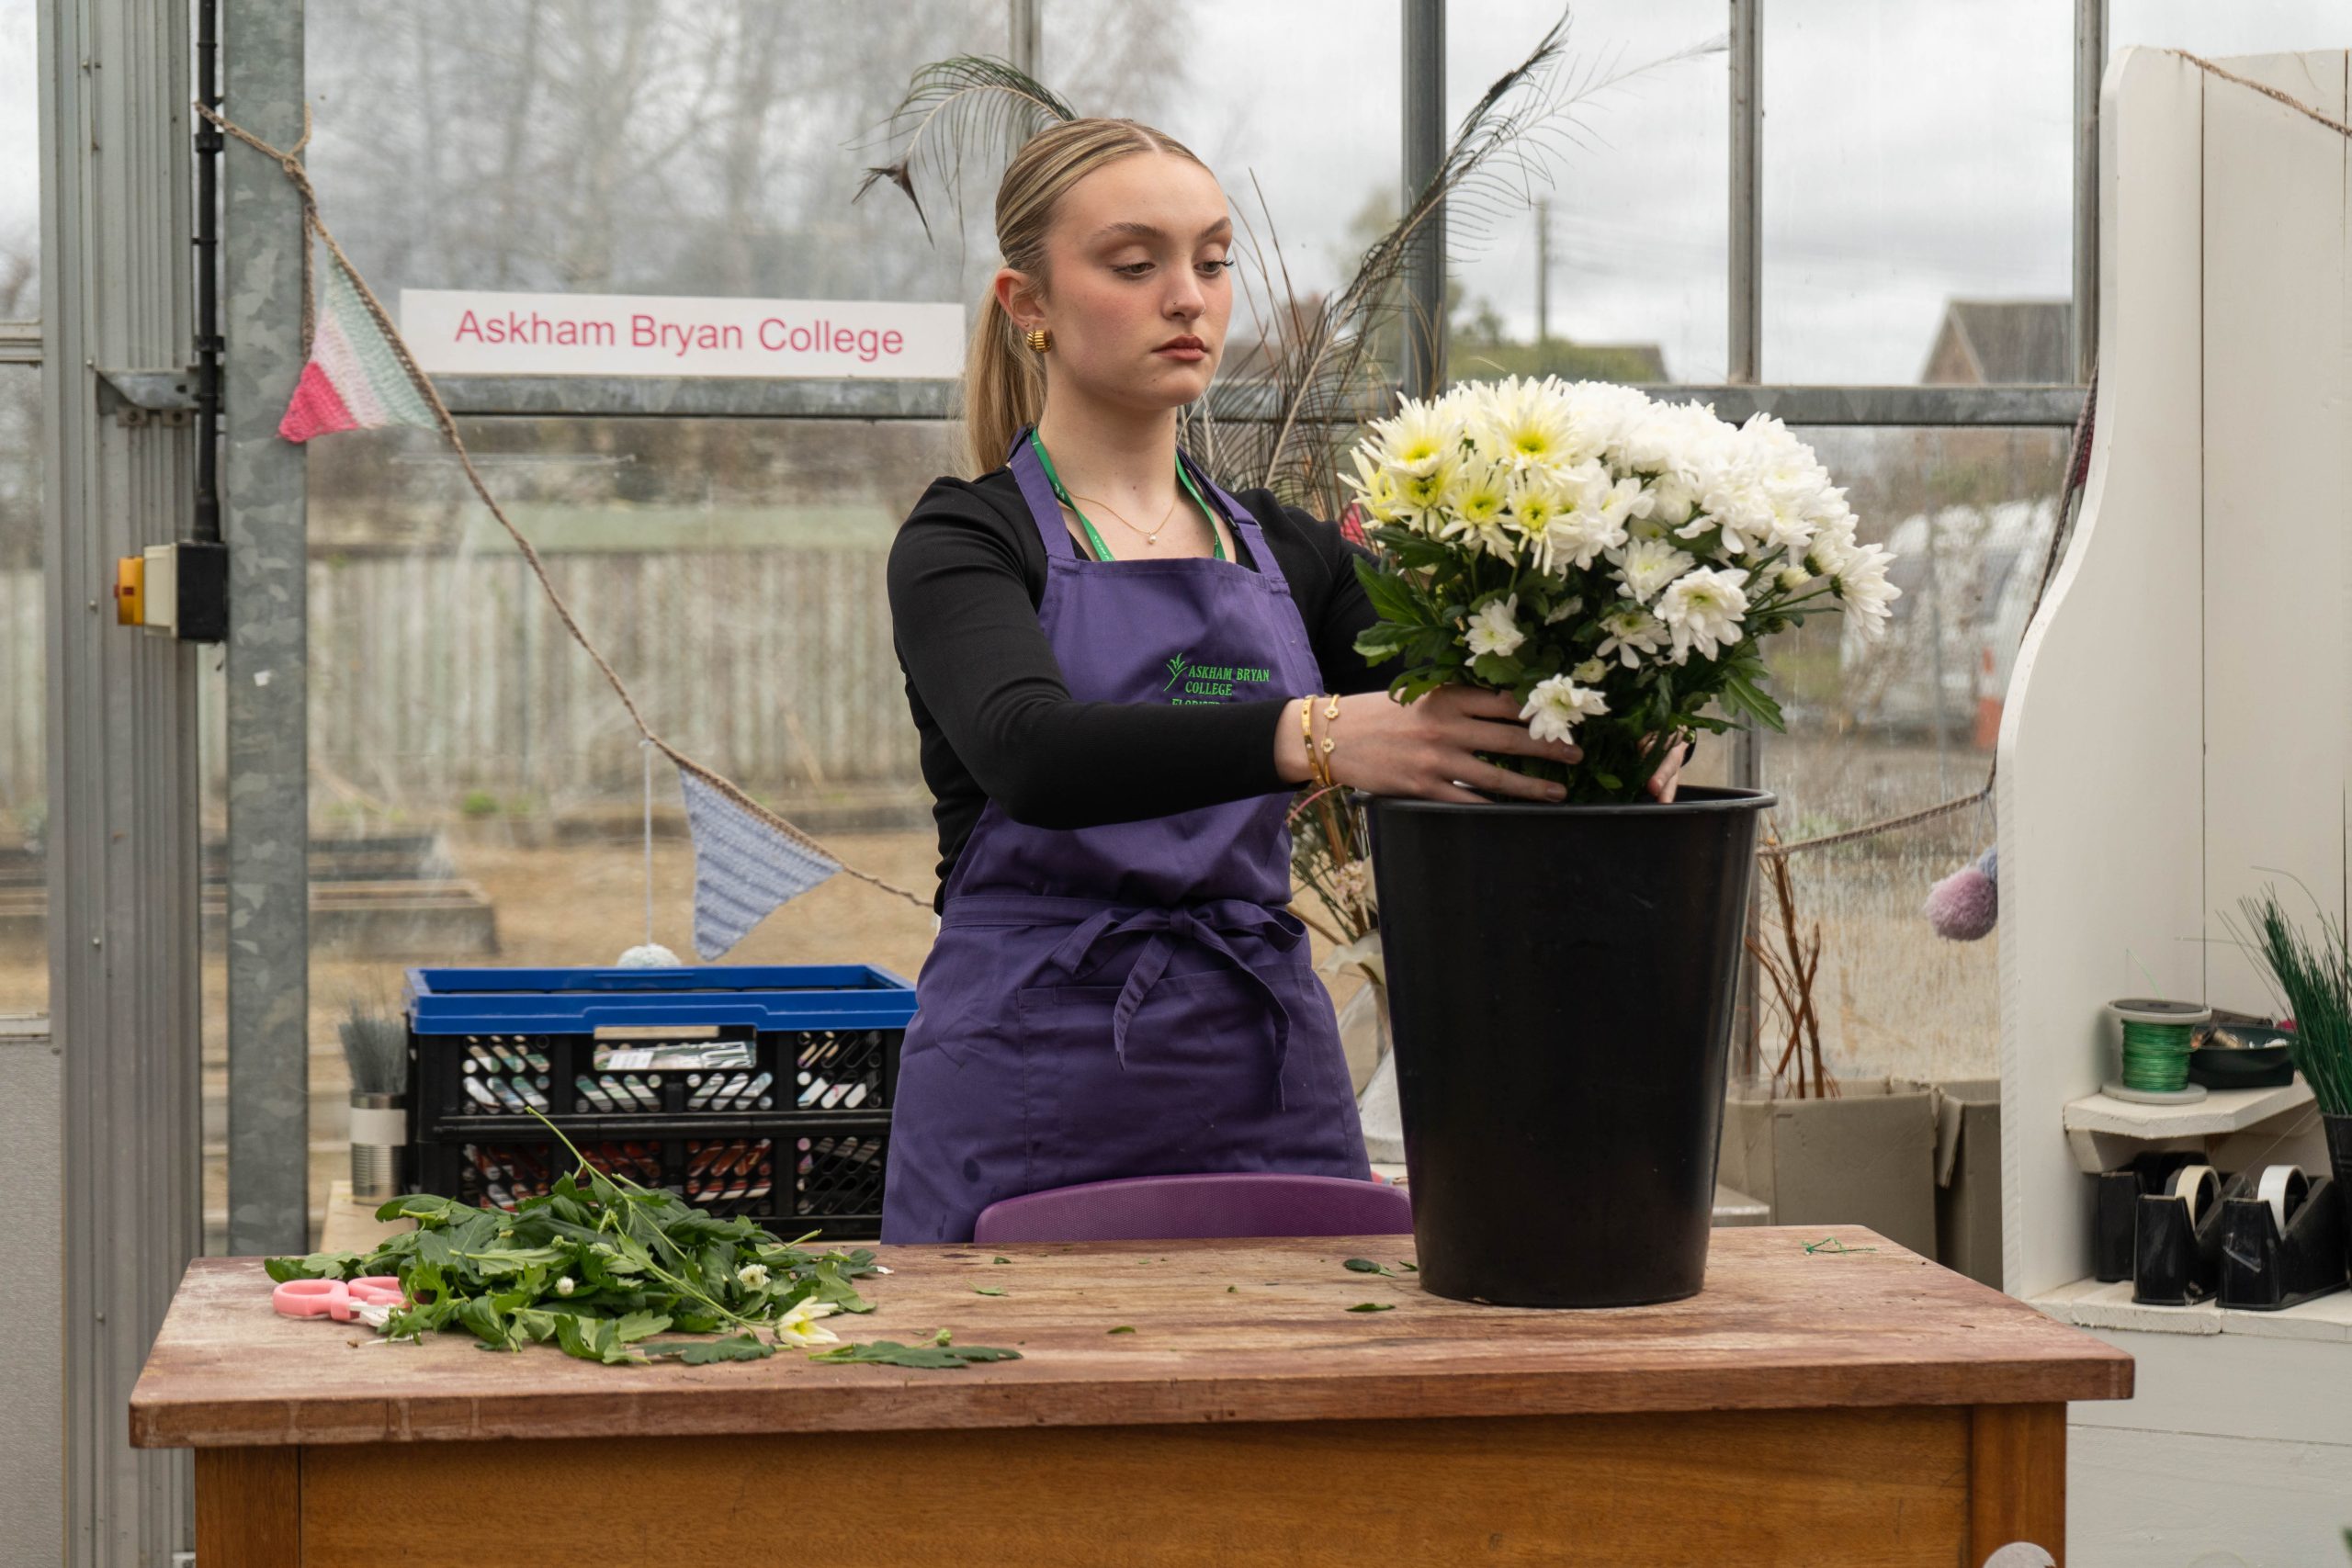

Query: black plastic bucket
[1365,785,1773,1307]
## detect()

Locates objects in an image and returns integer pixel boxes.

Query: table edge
[131,1352,2134,1450]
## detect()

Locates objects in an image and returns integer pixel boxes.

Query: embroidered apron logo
[1162,649,1272,705]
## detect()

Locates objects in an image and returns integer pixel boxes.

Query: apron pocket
[1015,967,1295,1193]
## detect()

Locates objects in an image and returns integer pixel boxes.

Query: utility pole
[1400,0,1447,400]
[1534,199,1551,367]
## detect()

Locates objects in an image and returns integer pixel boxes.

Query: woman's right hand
[1280,687,1577,804]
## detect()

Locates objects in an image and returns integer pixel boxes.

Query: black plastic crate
[402,965,913,1241]
[417,1125,892,1242]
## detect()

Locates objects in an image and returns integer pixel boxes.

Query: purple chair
[970,1171,1414,1244]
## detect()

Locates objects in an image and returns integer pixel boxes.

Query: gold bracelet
[1318,694,1340,784]
[1300,698,1328,788]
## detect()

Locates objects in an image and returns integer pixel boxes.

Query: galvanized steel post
[1727,0,1764,1082]
[221,0,311,1256]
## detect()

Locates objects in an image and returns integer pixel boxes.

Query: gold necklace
[1069,487,1182,547]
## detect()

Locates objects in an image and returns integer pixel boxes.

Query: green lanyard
[1029,427,1225,564]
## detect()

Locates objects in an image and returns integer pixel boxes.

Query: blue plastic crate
[401,964,918,1240]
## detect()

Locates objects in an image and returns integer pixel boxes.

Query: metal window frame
[42,2,204,1564]
[234,0,2109,1199]
[435,0,2101,429]
[432,376,2087,425]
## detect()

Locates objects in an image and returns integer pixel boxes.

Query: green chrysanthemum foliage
[267,1115,882,1365]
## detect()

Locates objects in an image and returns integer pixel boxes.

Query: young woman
[879,117,1684,1243]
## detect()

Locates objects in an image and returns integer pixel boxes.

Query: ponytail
[960,117,1211,478]
[963,289,1043,479]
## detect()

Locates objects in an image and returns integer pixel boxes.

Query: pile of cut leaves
[267,1128,1019,1371]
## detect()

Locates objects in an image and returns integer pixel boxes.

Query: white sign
[399,288,966,380]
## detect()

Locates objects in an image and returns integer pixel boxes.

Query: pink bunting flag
[278,249,439,443]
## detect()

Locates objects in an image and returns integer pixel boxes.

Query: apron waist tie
[1041,898,1303,1111]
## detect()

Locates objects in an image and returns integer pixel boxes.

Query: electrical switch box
[114,556,144,626]
[114,541,228,642]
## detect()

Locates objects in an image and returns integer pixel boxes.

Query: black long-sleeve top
[888,464,1396,909]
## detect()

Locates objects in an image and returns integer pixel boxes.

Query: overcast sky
[3,0,2346,379]
[1099,0,2347,384]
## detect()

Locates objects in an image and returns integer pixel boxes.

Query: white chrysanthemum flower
[1566,379,1653,466]
[1595,606,1667,667]
[1532,516,1623,577]
[737,1262,771,1291]
[1611,538,1695,604]
[772,1296,842,1348]
[1805,513,1856,579]
[1644,472,1699,530]
[1657,567,1752,662]
[1807,488,1856,534]
[1472,375,1582,470]
[1778,563,1813,592]
[1758,487,1821,554]
[1505,468,1567,539]
[1571,658,1609,684]
[554,1275,577,1297]
[1693,455,1775,557]
[1394,450,1464,522]
[1831,541,1901,628]
[1520,674,1609,746]
[1620,400,1727,491]
[1532,470,1635,575]
[1464,595,1527,660]
[1436,457,1519,562]
[1365,397,1462,479]
[1340,446,1408,526]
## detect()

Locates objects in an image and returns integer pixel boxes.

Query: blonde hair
[964,118,1211,477]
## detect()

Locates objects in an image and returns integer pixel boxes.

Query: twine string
[200,101,928,908]
[208,53,2352,885]
[1768,57,2351,862]
[640,739,657,951]
[2172,49,2352,140]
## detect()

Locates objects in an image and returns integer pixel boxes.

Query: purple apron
[879,428,1370,1243]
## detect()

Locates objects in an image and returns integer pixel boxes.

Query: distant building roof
[1921,299,2073,385]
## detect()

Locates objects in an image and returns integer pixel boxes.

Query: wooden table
[134,1225,2130,1567]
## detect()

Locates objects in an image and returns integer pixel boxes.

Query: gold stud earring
[1023,327,1052,353]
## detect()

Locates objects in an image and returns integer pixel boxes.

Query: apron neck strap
[1008,424,1254,564]
[1006,427,1084,560]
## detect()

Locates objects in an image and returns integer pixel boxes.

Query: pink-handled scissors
[272,1276,406,1321]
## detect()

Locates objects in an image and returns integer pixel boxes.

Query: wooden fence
[0,548,923,814]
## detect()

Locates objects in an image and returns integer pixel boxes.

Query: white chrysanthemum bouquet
[1345,376,1899,804]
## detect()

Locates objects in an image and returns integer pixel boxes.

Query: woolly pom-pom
[1923,863,1998,942]
[616,942,684,968]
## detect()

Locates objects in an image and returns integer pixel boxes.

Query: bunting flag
[278,249,439,443]
[677,767,842,961]
[198,99,930,959]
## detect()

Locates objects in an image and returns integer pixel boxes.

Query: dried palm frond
[852,56,1079,243]
[855,13,1724,519]
[1199,17,1729,516]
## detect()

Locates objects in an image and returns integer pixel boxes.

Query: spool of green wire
[2109,998,2212,1098]
[2120,1018,2196,1090]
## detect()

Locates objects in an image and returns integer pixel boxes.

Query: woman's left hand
[1645,738,1690,803]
